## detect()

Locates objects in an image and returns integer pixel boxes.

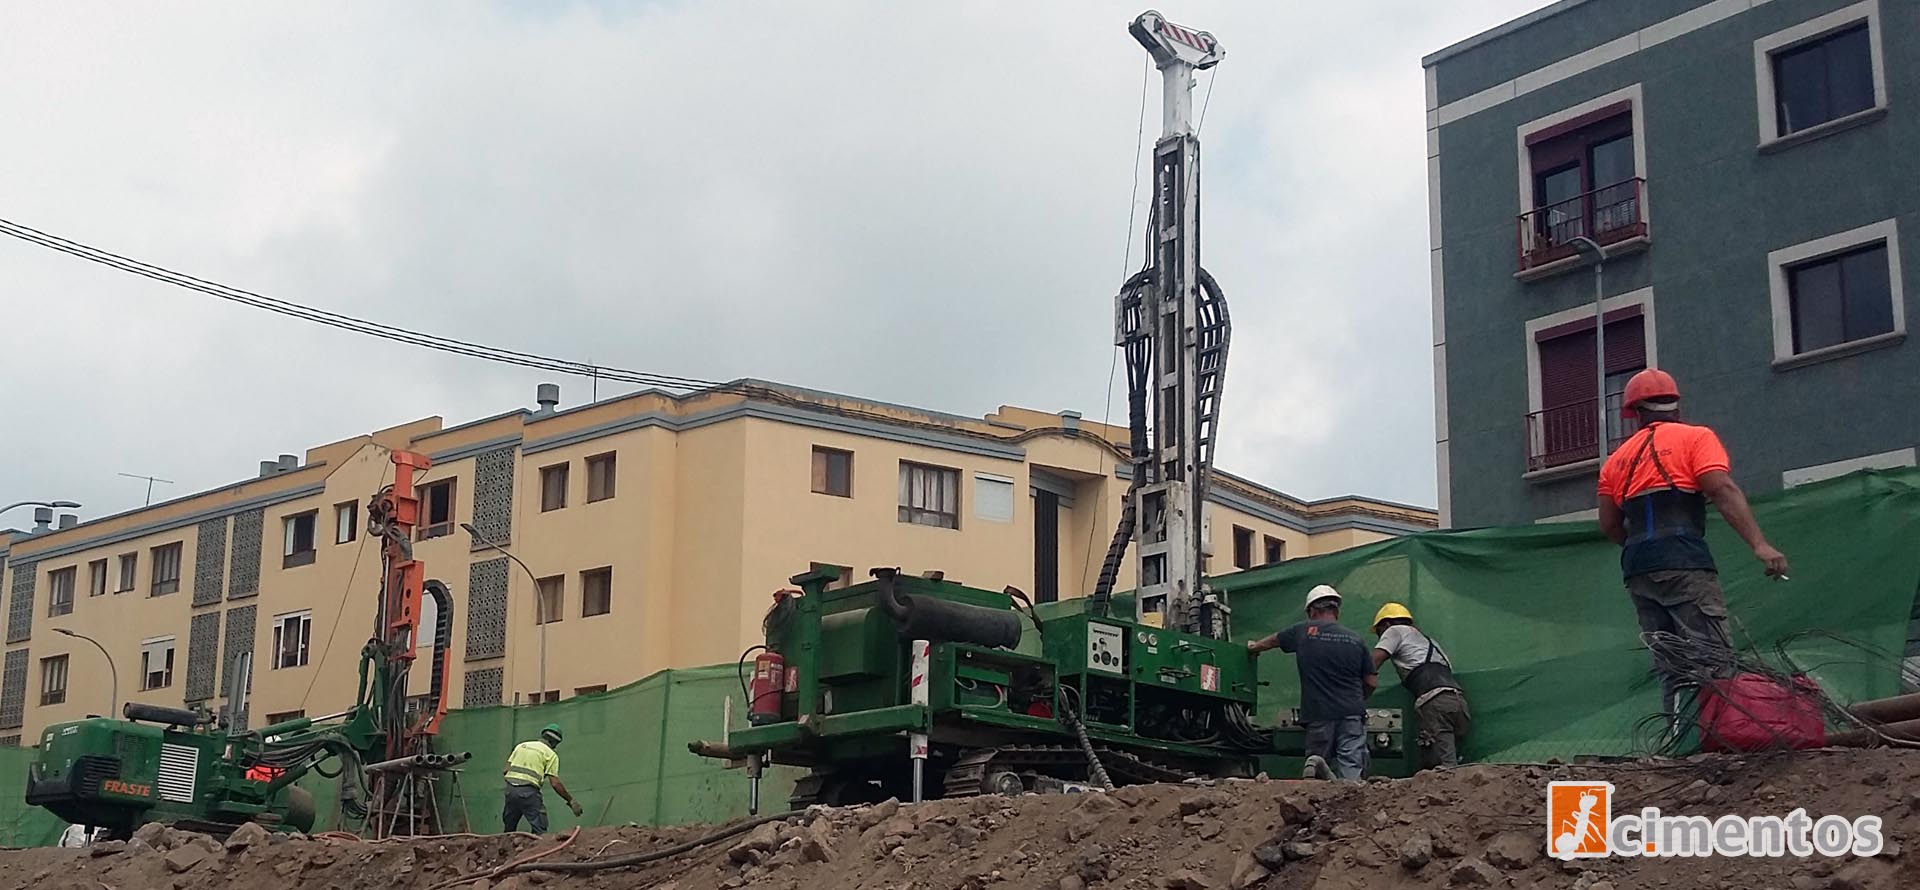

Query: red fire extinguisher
[748,651,786,725]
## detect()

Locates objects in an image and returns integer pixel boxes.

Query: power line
[0,217,726,392]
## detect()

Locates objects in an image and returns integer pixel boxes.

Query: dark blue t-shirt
[1275,619,1376,722]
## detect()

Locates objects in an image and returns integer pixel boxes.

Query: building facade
[1427,0,1917,526]
[0,381,1433,743]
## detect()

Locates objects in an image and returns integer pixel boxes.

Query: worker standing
[1247,585,1377,779]
[1597,369,1789,723]
[501,723,584,833]
[1370,603,1470,769]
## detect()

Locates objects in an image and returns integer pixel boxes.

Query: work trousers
[1627,569,1733,715]
[1416,690,1472,769]
[502,782,548,833]
[1304,716,1369,779]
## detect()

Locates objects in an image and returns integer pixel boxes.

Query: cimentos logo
[1547,781,1885,859]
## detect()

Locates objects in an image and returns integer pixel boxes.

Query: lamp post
[1,500,81,516]
[53,628,116,718]
[1570,236,1610,461]
[461,523,547,700]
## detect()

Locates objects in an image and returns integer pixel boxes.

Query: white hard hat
[1304,584,1342,610]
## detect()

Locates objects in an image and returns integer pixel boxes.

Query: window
[536,576,564,624]
[1264,535,1285,565]
[898,462,960,529]
[812,447,852,497]
[525,691,561,705]
[282,511,317,568]
[418,480,455,539]
[574,684,608,696]
[272,612,313,669]
[581,567,612,617]
[586,453,617,503]
[1231,526,1254,570]
[47,567,75,617]
[973,474,1015,522]
[140,638,176,690]
[87,560,108,597]
[1515,88,1646,273]
[264,710,306,726]
[1769,220,1905,364]
[335,502,357,544]
[810,563,853,591]
[1526,300,1652,473]
[1789,245,1895,354]
[1772,24,1874,136]
[116,553,137,593]
[39,656,67,706]
[150,543,182,596]
[540,463,569,512]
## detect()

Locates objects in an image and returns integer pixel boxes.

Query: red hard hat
[1621,369,1680,417]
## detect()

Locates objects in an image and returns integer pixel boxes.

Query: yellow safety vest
[503,740,559,787]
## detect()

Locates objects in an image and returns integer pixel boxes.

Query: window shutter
[1538,330,1595,410]
[1604,314,1645,374]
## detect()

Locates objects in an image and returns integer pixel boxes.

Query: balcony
[1525,393,1640,475]
[1516,177,1648,277]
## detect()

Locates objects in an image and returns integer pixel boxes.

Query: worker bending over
[1247,585,1377,779]
[502,723,584,833]
[1597,369,1789,723]
[1370,603,1470,769]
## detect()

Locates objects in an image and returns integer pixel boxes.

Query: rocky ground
[2,748,1916,890]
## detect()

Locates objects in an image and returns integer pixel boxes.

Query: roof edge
[1422,0,1596,68]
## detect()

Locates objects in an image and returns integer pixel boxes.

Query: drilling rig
[688,12,1410,809]
[24,451,466,838]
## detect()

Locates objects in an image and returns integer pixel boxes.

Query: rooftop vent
[277,454,299,472]
[56,513,79,529]
[30,507,53,535]
[259,460,278,478]
[536,383,561,414]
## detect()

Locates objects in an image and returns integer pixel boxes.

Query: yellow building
[0,381,1434,743]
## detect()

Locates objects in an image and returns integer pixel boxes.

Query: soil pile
[2,748,1914,890]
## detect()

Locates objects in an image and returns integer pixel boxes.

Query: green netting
[1211,467,1920,762]
[0,745,66,847]
[430,665,800,832]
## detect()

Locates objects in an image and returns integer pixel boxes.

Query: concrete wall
[1430,0,1920,526]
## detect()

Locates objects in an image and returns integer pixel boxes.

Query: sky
[0,1,1545,524]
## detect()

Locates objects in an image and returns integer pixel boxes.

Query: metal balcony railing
[1517,177,1647,272]
[1525,392,1640,473]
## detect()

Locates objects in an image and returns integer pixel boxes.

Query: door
[1033,490,1060,603]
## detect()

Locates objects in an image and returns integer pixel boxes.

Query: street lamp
[53,628,117,718]
[1570,236,1611,461]
[460,523,548,700]
[1,500,81,516]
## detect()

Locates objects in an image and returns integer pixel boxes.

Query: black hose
[507,812,802,875]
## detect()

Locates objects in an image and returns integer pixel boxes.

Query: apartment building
[0,381,1434,743]
[1427,0,1916,526]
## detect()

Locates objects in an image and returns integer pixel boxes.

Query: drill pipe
[1826,717,1920,747]
[363,751,474,773]
[1846,692,1920,726]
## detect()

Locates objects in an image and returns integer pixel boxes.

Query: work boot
[1302,755,1333,780]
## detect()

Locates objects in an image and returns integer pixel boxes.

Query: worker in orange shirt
[1597,369,1789,723]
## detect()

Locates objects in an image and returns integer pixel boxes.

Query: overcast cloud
[0,1,1541,522]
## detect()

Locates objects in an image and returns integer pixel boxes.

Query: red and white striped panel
[1158,20,1211,53]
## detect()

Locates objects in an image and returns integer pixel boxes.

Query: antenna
[118,472,176,506]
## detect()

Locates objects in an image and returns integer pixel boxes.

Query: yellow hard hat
[1372,602,1413,632]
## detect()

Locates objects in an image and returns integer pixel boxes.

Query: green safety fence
[1209,466,1920,762]
[14,468,1920,843]
[430,665,799,832]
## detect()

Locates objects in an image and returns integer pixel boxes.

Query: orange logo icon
[1548,782,1613,859]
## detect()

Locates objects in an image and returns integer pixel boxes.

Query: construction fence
[14,468,1920,842]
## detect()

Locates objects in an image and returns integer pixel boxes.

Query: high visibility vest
[503,740,558,786]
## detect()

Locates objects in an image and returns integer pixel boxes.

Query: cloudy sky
[0,1,1542,524]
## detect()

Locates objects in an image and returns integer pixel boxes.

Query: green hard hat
[541,723,563,740]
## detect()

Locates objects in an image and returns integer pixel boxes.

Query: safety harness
[1619,423,1709,548]
[1401,631,1462,706]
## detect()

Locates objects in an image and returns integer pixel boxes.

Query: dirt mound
[3,749,1915,890]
